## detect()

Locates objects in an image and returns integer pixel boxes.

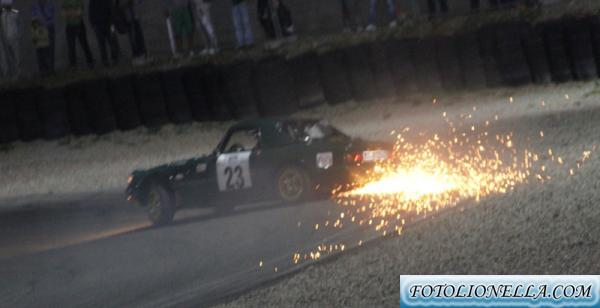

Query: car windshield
[221,128,260,153]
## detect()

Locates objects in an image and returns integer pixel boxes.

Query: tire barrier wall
[288,52,326,109]
[3,16,600,144]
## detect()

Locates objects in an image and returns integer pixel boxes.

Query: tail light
[346,153,363,164]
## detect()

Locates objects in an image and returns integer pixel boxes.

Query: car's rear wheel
[276,166,312,203]
[145,185,176,226]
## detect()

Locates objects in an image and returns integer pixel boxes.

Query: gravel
[215,82,600,307]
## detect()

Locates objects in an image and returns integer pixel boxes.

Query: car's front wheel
[276,166,312,203]
[145,185,176,226]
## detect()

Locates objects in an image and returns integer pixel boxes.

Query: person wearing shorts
[164,0,194,57]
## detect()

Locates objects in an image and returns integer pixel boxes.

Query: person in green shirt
[62,0,94,68]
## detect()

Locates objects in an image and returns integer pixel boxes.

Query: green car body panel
[126,118,391,208]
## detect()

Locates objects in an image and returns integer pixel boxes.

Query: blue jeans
[232,2,253,47]
[369,0,396,25]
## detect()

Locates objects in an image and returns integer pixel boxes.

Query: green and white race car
[126,118,391,226]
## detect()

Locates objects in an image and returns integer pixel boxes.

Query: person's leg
[232,4,244,47]
[133,20,147,57]
[428,0,437,15]
[77,23,95,67]
[240,2,253,46]
[196,2,217,51]
[36,48,45,74]
[386,0,397,24]
[48,26,56,72]
[489,0,499,8]
[277,1,293,36]
[439,0,448,13]
[108,30,120,63]
[471,0,480,10]
[340,0,350,30]
[368,0,377,26]
[93,25,109,66]
[66,25,78,67]
[6,38,20,77]
[182,9,194,53]
[194,2,208,49]
[202,2,218,50]
[0,35,6,78]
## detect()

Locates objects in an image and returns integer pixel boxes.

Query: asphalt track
[0,192,379,307]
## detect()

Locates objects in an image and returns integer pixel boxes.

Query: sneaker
[365,24,376,32]
[389,20,398,29]
[208,48,218,55]
[200,48,210,56]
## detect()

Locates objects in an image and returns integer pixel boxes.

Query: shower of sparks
[260,100,596,269]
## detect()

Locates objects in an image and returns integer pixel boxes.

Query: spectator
[31,0,56,73]
[340,0,360,33]
[427,0,448,17]
[116,0,148,64]
[89,0,120,67]
[62,0,95,68]
[257,0,294,40]
[231,0,253,48]
[0,19,5,79]
[31,18,52,76]
[366,0,397,32]
[0,0,20,78]
[193,0,218,55]
[164,0,195,58]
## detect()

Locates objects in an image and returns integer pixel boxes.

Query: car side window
[222,128,261,153]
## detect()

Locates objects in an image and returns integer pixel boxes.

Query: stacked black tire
[4,16,600,145]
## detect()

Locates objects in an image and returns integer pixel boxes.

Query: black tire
[254,57,298,116]
[222,61,260,119]
[0,90,20,144]
[343,44,377,102]
[276,165,312,203]
[64,82,93,136]
[521,25,552,84]
[385,39,419,96]
[13,88,43,142]
[368,41,396,99]
[478,26,502,88]
[411,38,443,93]
[182,65,213,122]
[457,32,487,89]
[590,18,600,78]
[161,68,193,124]
[564,18,597,81]
[82,79,118,134]
[108,74,142,130]
[494,23,531,86]
[435,36,465,91]
[288,52,326,108]
[317,49,352,105]
[145,185,176,226]
[134,72,170,127]
[204,65,233,121]
[38,87,71,140]
[543,21,573,83]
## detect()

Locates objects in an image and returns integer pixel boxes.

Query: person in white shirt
[192,0,218,55]
[0,0,20,78]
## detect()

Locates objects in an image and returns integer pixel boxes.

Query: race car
[126,118,391,226]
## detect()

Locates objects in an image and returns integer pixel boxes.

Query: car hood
[132,154,211,177]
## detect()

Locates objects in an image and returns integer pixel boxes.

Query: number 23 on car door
[217,152,253,191]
